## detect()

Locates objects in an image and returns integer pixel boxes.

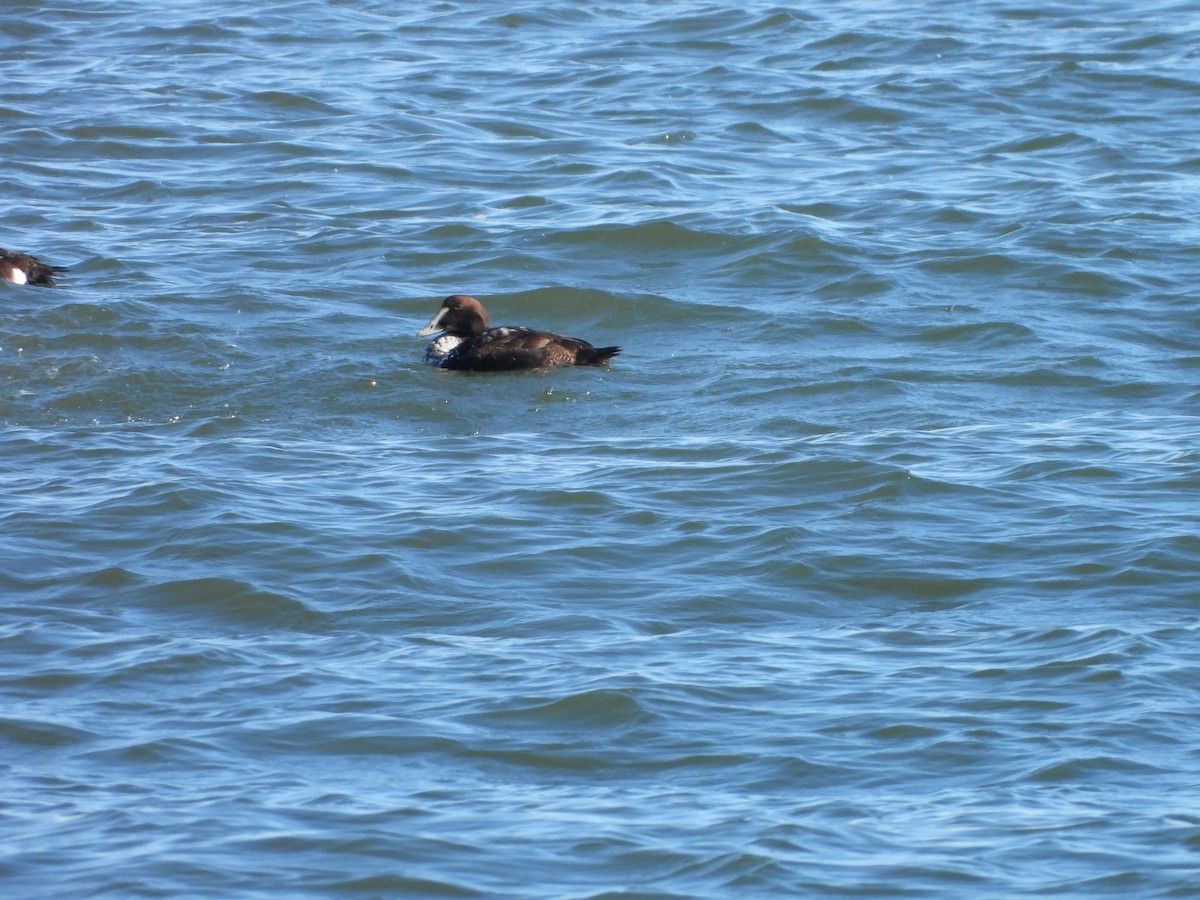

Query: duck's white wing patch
[6,267,27,285]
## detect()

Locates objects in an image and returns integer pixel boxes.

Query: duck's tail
[577,345,621,366]
[33,265,70,287]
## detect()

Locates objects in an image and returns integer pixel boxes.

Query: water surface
[3,1,1200,896]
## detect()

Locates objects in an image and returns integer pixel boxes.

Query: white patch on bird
[424,334,464,365]
[6,267,27,285]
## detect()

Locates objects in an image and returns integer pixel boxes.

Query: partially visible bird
[1,249,69,287]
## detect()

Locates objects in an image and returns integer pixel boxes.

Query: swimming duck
[417,294,621,371]
[0,249,68,287]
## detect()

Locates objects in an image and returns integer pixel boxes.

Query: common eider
[0,249,68,287]
[417,294,621,371]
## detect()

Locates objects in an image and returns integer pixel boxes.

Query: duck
[417,294,621,371]
[1,249,69,287]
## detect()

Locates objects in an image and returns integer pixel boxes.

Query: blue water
[3,1,1200,896]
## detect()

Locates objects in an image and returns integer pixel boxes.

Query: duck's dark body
[0,249,68,287]
[418,295,620,372]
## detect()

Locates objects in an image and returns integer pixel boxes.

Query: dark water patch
[464,689,645,732]
[0,716,95,750]
[778,201,856,221]
[485,8,596,30]
[1,18,57,41]
[721,120,793,144]
[990,367,1115,389]
[458,745,618,773]
[3,668,90,694]
[256,725,466,759]
[907,320,1037,348]
[81,736,224,767]
[320,873,483,897]
[1049,268,1141,297]
[62,124,179,146]
[984,130,1105,158]
[495,194,551,210]
[476,286,737,331]
[914,252,1024,275]
[867,723,943,742]
[1003,458,1124,482]
[80,566,142,595]
[135,20,244,43]
[130,578,326,633]
[643,8,775,37]
[820,571,995,605]
[1028,755,1164,784]
[546,219,745,254]
[809,272,895,300]
[928,204,984,226]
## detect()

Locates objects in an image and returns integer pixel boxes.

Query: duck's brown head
[417,294,490,337]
